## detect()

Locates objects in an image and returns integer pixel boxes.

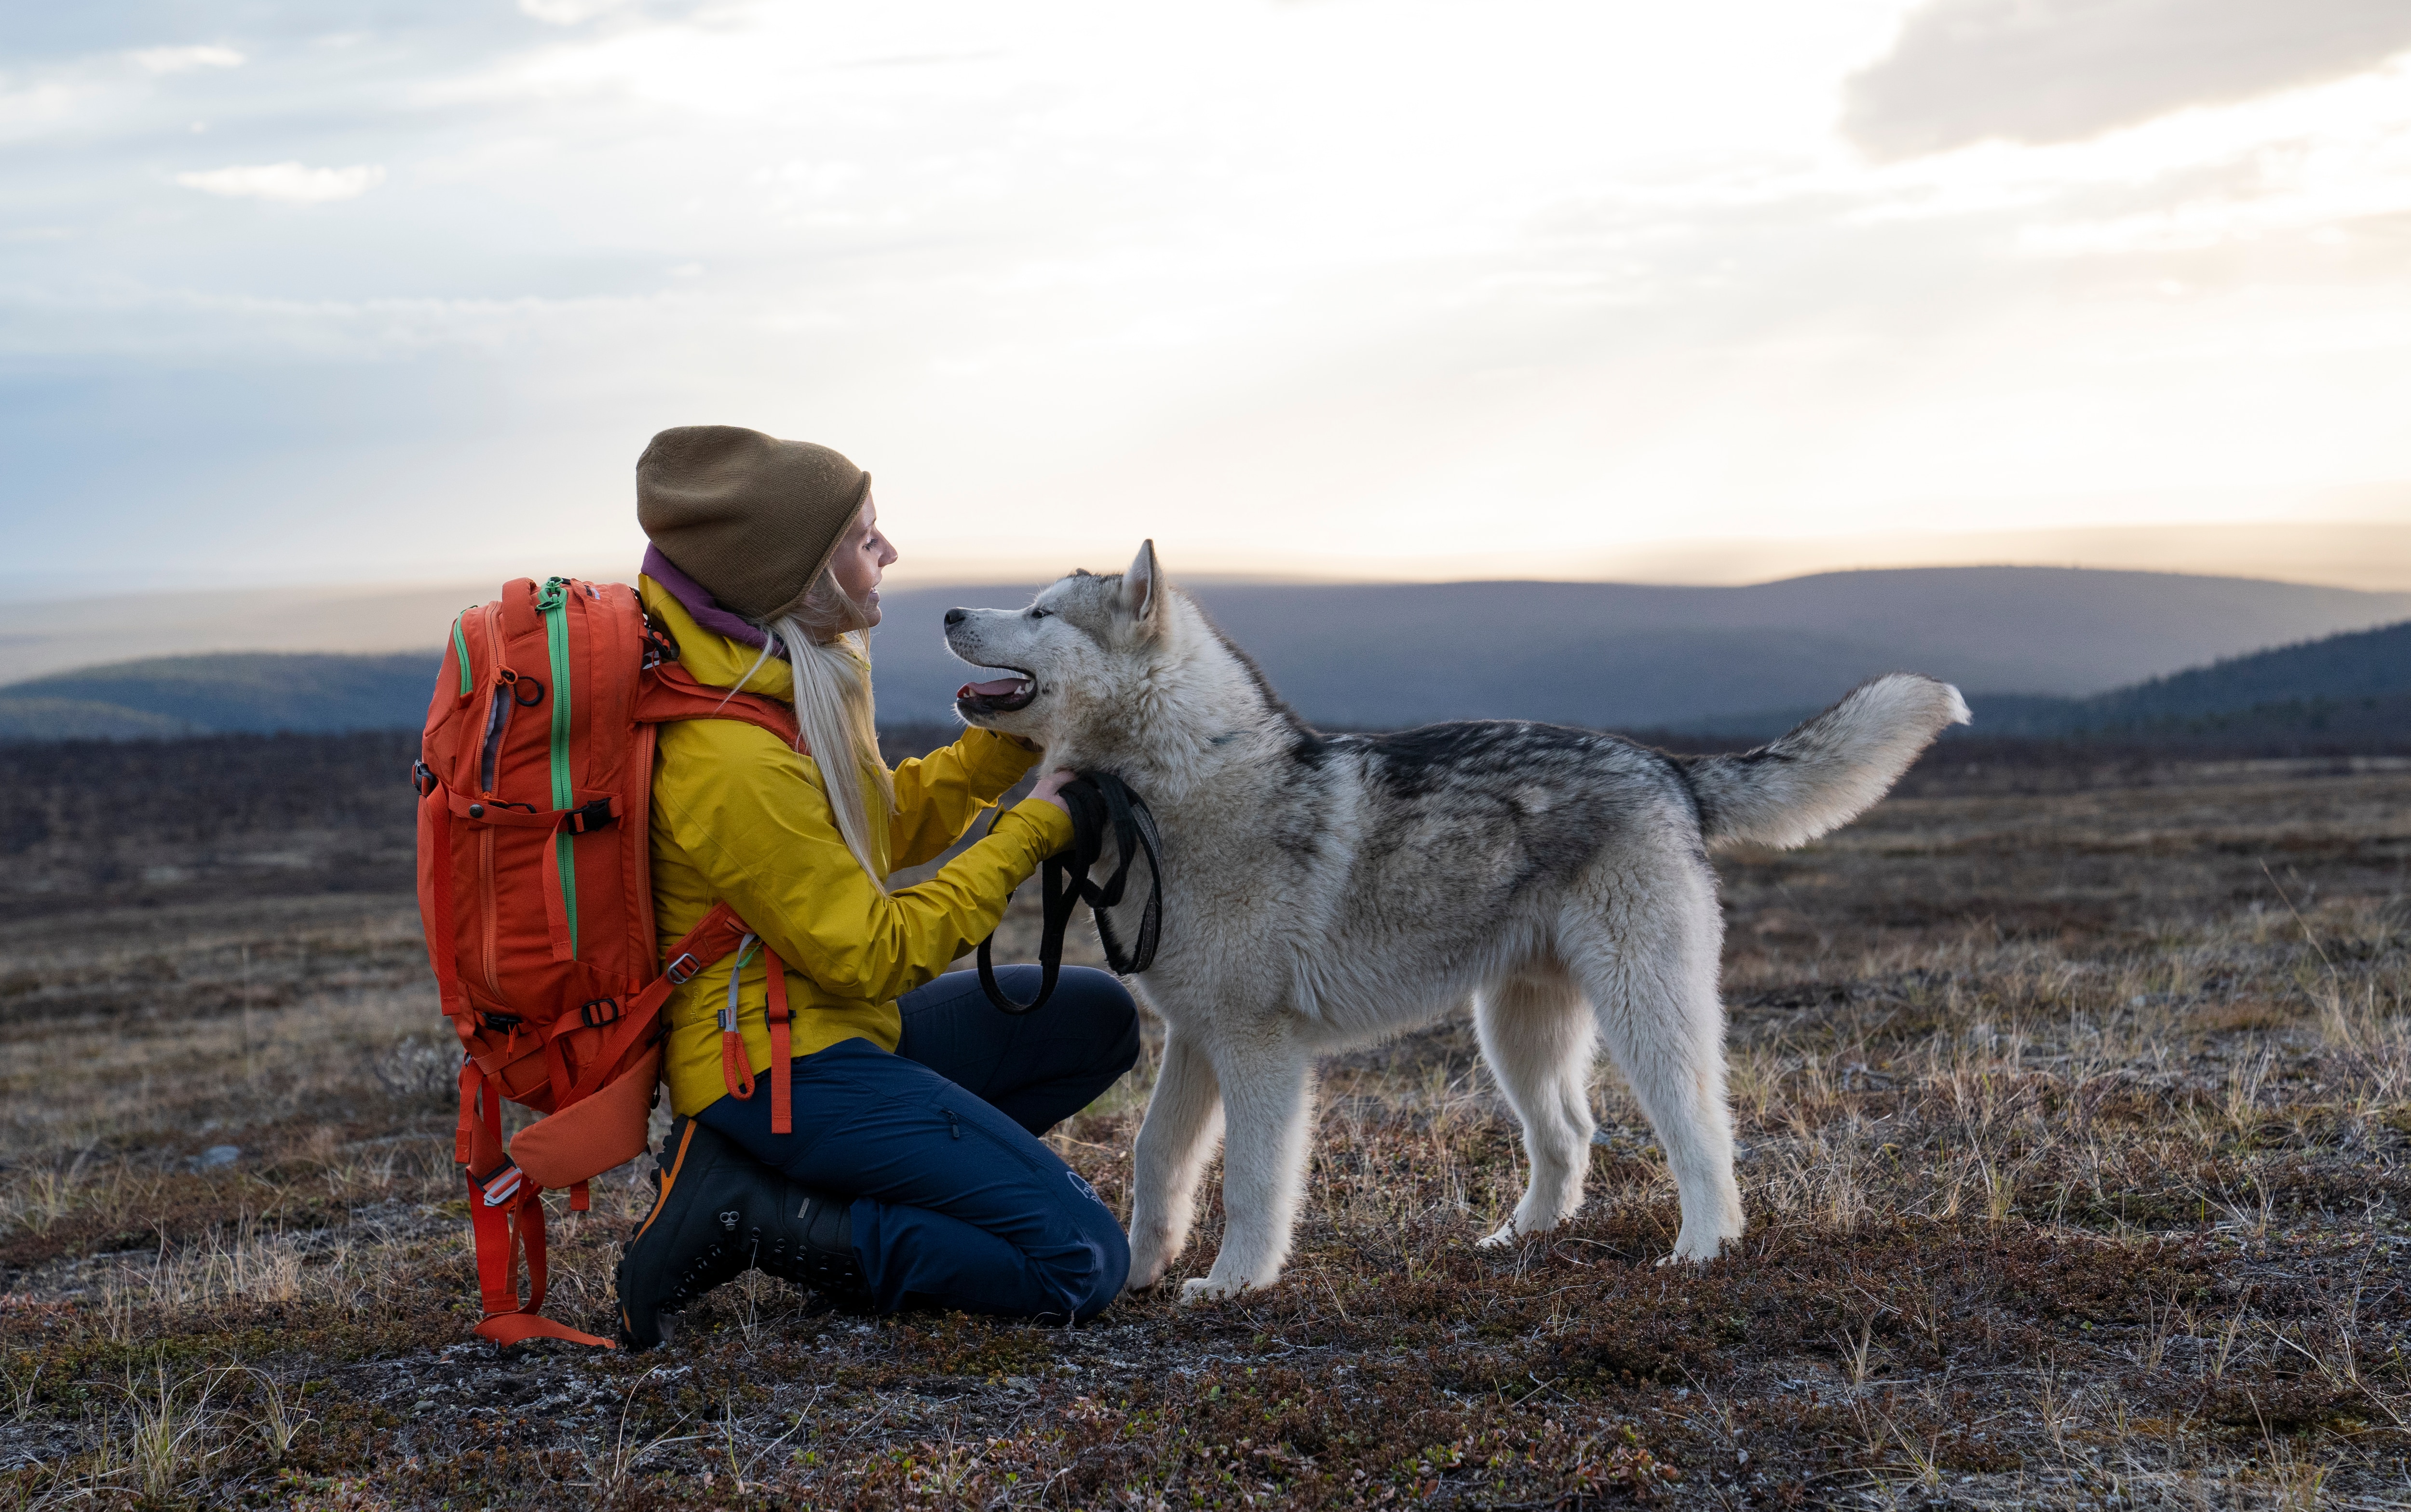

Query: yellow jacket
[640,577,1075,1116]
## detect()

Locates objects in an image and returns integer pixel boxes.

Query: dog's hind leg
[1565,870,1745,1264]
[1181,1023,1313,1304]
[1474,961,1596,1248]
[1126,1029,1224,1292]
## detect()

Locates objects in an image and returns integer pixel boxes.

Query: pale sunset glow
[3,0,2408,592]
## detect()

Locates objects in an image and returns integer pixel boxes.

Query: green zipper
[450,615,473,697]
[538,579,578,957]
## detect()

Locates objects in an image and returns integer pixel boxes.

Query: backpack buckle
[563,797,617,835]
[579,997,623,1029]
[411,760,439,797]
[478,1011,523,1033]
[664,953,701,986]
[641,617,680,669]
[473,1159,524,1207]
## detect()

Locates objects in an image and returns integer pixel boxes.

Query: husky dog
[945,543,1968,1302]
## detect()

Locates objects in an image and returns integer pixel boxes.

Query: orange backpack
[415,576,799,1347]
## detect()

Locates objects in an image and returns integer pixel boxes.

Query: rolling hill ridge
[0,654,439,742]
[2,567,2405,747]
[1971,620,2411,743]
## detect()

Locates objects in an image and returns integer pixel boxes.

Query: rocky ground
[1,737,2406,1508]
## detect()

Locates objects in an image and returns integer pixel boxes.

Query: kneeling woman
[615,425,1138,1349]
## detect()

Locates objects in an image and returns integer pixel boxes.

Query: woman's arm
[654,720,1073,1006]
[886,727,1046,869]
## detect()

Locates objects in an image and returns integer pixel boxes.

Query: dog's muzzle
[955,672,1036,718]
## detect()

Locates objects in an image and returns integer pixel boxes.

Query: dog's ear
[1120,540,1159,625]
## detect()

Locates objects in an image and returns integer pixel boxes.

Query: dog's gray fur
[945,542,1970,1301]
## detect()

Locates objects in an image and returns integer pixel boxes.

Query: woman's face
[828,495,898,626]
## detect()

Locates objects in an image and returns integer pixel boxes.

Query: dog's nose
[944,608,966,627]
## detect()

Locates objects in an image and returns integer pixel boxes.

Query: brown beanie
[635,425,872,621]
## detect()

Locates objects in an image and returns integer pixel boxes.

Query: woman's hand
[1030,768,1078,815]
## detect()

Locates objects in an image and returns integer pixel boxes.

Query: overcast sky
[4,0,2409,593]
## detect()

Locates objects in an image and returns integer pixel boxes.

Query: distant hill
[2020,620,2411,726]
[871,566,2411,729]
[7,567,2411,745]
[1674,619,2411,748]
[0,653,439,742]
[1968,620,2411,742]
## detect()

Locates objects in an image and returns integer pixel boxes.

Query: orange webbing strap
[458,1058,506,1173]
[560,901,753,1106]
[763,945,792,1134]
[458,1063,613,1349]
[468,1187,612,1349]
[544,1035,575,1109]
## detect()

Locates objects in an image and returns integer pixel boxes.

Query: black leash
[977,771,1163,1014]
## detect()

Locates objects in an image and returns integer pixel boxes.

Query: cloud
[10,2,2411,590]
[517,0,638,25]
[174,162,387,203]
[0,279,715,363]
[1844,0,2411,160]
[131,45,245,74]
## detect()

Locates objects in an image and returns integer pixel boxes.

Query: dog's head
[944,540,1166,751]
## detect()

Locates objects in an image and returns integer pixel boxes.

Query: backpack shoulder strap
[634,661,804,749]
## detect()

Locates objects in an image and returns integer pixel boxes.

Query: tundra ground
[1,742,2407,1509]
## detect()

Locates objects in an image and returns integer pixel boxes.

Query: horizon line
[9,516,2411,604]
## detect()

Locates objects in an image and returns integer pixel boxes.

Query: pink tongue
[960,677,1024,699]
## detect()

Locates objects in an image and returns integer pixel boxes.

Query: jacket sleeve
[886,728,1047,869]
[652,722,1075,1006]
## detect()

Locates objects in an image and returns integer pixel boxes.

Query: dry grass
[2,757,2407,1508]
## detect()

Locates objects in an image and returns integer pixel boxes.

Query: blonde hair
[736,569,896,890]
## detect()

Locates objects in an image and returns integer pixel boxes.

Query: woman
[614,424,1139,1350]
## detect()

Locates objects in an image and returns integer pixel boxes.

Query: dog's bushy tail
[1674,673,1970,850]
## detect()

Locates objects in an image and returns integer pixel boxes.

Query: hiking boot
[615,1119,867,1350]
[615,1118,787,1350]
[756,1185,867,1304]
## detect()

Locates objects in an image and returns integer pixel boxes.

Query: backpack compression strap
[765,944,792,1134]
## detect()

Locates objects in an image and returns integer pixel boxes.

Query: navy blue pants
[697,965,1140,1323]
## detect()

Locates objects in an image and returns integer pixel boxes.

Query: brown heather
[1,738,2407,1509]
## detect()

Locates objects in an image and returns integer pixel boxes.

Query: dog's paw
[1478,1207,1568,1250]
[1659,1230,1736,1266]
[1125,1234,1177,1291]
[1178,1275,1250,1306]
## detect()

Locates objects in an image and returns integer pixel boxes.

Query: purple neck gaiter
[640,545,786,660]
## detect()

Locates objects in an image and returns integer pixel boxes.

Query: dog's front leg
[1181,1026,1312,1305]
[1126,1029,1223,1291]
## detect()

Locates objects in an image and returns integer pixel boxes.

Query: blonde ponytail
[732,570,895,889]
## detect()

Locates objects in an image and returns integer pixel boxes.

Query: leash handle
[975,933,1052,1015]
[1077,775,1161,976]
[975,854,1071,1015]
[974,770,1163,1015]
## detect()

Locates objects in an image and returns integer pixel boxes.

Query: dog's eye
[1028,607,1052,620]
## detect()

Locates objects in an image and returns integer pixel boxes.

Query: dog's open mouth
[956,671,1036,716]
